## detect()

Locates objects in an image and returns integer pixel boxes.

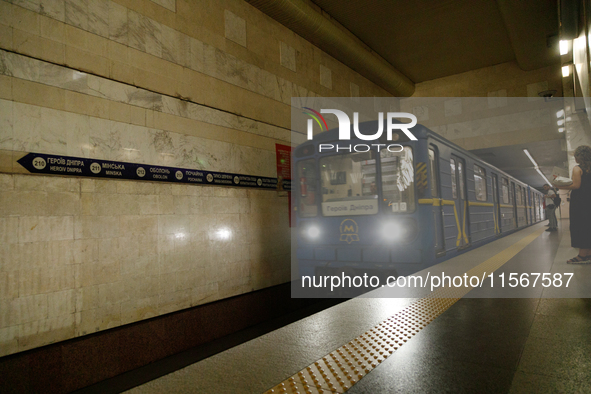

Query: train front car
[294,121,437,291]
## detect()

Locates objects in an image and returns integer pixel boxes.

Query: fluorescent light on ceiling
[523,149,538,168]
[525,149,551,184]
[536,168,552,185]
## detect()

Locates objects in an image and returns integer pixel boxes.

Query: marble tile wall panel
[487,89,508,109]
[0,50,289,143]
[65,0,89,31]
[128,9,162,58]
[40,0,66,22]
[3,0,326,109]
[444,98,462,117]
[160,23,190,68]
[320,64,332,90]
[87,0,109,37]
[149,0,175,12]
[0,172,290,357]
[224,9,246,47]
[11,0,43,17]
[108,0,127,45]
[280,41,296,72]
[4,98,278,177]
[0,99,12,150]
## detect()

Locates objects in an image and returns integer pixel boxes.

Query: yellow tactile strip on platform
[265,227,545,393]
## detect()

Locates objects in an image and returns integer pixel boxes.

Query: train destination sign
[17,153,278,190]
[321,199,378,216]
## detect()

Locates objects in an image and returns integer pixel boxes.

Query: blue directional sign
[18,153,278,189]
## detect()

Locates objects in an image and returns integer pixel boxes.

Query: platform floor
[116,220,591,393]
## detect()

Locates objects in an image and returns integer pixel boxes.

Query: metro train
[294,120,545,280]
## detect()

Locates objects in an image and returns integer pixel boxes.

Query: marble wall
[399,97,564,150]
[0,0,393,357]
[0,172,289,355]
[412,61,562,98]
[408,62,564,150]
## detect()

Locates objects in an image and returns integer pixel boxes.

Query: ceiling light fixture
[523,149,537,167]
[524,149,551,185]
[536,168,552,185]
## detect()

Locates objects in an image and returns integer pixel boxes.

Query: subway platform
[82,220,591,393]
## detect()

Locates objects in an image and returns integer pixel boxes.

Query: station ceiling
[310,0,560,82]
[471,139,566,190]
[310,0,565,187]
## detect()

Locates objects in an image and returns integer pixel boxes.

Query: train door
[429,147,445,254]
[526,187,531,225]
[515,185,522,227]
[511,182,518,227]
[492,174,500,234]
[451,154,469,248]
[522,187,529,225]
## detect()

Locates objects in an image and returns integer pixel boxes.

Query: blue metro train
[294,121,545,280]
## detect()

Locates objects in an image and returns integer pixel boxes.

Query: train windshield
[320,151,378,216]
[316,147,415,216]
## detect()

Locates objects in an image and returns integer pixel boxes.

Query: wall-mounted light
[562,64,571,77]
[559,127,565,133]
[560,40,569,55]
[556,109,565,118]
[215,228,232,240]
[557,119,565,126]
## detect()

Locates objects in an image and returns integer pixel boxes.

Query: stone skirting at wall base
[0,282,320,393]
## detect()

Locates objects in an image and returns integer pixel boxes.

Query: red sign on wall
[275,143,292,192]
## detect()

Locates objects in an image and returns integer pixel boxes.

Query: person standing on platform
[543,184,558,232]
[555,145,591,263]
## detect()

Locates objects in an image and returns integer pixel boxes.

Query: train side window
[380,147,415,212]
[473,165,487,201]
[516,185,522,205]
[501,178,509,204]
[296,159,318,217]
[428,148,439,198]
[450,158,457,199]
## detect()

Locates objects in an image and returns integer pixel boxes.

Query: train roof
[301,119,543,193]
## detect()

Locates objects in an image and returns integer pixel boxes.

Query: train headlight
[382,219,418,242]
[383,222,403,240]
[301,224,321,240]
[307,226,320,238]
